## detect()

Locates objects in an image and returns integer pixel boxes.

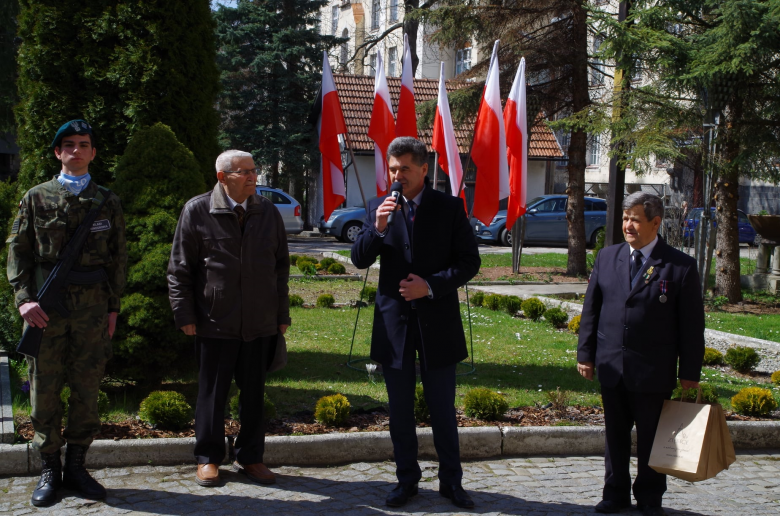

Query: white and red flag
[431,62,466,212]
[503,57,528,230]
[471,41,509,226]
[395,34,418,138]
[368,52,395,196]
[317,52,347,221]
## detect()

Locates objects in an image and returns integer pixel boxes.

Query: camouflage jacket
[6,177,127,312]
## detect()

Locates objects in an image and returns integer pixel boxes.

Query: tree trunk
[565,3,589,277]
[269,160,279,188]
[403,0,420,75]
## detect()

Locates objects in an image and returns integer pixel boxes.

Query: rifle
[16,188,111,358]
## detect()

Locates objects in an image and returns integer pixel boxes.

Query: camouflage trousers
[26,302,111,453]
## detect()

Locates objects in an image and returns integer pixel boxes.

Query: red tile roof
[333,74,563,159]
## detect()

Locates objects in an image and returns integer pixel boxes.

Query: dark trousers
[601,377,671,507]
[194,335,274,465]
[383,313,462,485]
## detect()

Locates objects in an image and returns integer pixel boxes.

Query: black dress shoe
[31,452,62,507]
[386,482,418,507]
[594,499,632,513]
[439,483,475,509]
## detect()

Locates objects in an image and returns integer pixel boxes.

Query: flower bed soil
[13,405,778,443]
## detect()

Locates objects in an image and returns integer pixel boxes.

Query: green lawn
[479,253,571,269]
[705,312,780,343]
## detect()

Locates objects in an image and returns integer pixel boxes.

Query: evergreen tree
[0,0,18,138]
[108,123,207,386]
[214,0,341,196]
[14,0,221,189]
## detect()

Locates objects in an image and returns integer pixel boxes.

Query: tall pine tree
[14,0,221,188]
[214,0,341,197]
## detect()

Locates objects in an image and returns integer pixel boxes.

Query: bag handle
[681,386,703,404]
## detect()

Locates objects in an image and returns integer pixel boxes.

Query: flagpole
[343,132,368,209]
[433,152,439,191]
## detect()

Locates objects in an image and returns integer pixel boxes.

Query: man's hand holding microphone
[375,182,404,233]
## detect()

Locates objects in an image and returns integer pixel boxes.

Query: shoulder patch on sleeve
[11,218,20,234]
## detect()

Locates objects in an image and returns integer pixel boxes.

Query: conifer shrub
[731,387,778,416]
[568,315,581,334]
[314,393,351,426]
[138,391,192,430]
[703,347,724,366]
[316,294,335,308]
[502,295,522,315]
[297,258,317,275]
[360,286,377,304]
[771,370,780,386]
[414,384,429,422]
[319,257,337,269]
[327,263,346,274]
[521,297,546,321]
[671,382,719,404]
[484,294,502,311]
[289,254,300,266]
[464,388,508,421]
[724,346,761,373]
[544,307,568,327]
[229,391,276,421]
[470,291,484,307]
[289,294,304,307]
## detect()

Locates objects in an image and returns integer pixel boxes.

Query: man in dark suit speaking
[351,137,480,509]
[577,192,705,516]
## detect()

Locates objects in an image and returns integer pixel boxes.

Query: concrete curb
[2,421,779,475]
[288,274,363,281]
[322,251,380,270]
[0,353,13,444]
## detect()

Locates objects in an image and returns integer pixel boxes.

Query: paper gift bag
[648,396,736,482]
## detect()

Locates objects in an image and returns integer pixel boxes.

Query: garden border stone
[2,421,779,475]
[0,353,14,444]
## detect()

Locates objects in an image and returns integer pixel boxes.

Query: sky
[211,0,238,9]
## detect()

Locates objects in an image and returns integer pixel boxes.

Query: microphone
[386,182,403,226]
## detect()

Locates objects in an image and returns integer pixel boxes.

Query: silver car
[318,206,367,243]
[256,186,304,235]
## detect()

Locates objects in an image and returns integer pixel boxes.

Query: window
[535,199,566,213]
[585,200,607,211]
[331,5,338,35]
[369,53,377,76]
[556,130,570,167]
[588,133,601,166]
[388,46,397,77]
[631,59,643,83]
[259,190,292,205]
[315,11,321,33]
[591,36,605,86]
[455,47,472,75]
[340,29,349,66]
[371,0,380,30]
[390,0,398,22]
[738,211,749,224]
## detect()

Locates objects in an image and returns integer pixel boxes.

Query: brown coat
[167,182,291,341]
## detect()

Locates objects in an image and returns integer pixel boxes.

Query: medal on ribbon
[643,265,655,284]
[659,280,668,303]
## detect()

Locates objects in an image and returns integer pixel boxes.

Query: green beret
[51,119,93,149]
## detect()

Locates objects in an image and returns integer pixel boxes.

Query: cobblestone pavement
[1,452,778,515]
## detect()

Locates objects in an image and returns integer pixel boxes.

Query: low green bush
[463,387,508,421]
[319,257,337,269]
[567,315,581,334]
[484,294,502,311]
[316,294,335,308]
[502,295,522,315]
[289,254,300,266]
[327,263,346,274]
[360,286,377,304]
[724,346,761,373]
[731,387,778,416]
[60,385,109,423]
[138,391,192,430]
[521,297,546,321]
[470,291,484,307]
[414,384,429,422]
[771,370,780,386]
[297,259,317,276]
[671,382,719,404]
[314,393,351,426]
[543,307,568,327]
[229,391,277,421]
[703,347,724,366]
[289,294,304,307]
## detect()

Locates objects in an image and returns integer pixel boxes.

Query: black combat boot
[62,444,106,500]
[31,451,62,507]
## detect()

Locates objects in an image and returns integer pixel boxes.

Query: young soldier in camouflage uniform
[6,120,127,507]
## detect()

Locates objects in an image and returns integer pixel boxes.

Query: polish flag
[317,52,347,221]
[503,57,528,230]
[395,34,418,138]
[368,52,395,196]
[431,62,467,212]
[471,41,509,226]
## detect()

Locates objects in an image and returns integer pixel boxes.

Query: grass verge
[705,312,780,343]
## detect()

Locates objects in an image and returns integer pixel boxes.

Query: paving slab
[2,452,779,514]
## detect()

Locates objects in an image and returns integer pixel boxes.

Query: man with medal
[576,192,705,516]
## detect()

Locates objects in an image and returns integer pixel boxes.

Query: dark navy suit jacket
[351,183,480,370]
[577,237,705,393]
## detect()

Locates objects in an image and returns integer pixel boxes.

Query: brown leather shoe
[196,464,221,486]
[232,461,276,484]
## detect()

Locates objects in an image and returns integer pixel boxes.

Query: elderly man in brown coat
[167,150,290,487]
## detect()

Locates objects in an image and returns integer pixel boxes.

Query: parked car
[256,185,304,235]
[318,206,366,243]
[473,195,607,247]
[682,207,756,244]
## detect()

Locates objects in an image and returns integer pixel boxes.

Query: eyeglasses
[224,168,260,176]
